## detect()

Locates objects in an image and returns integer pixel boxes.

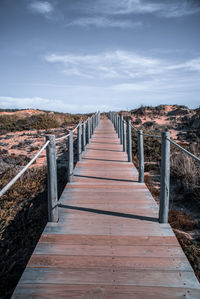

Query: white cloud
[67,16,142,29]
[80,0,200,19]
[28,1,54,17]
[45,50,200,80]
[166,57,200,72]
[45,50,162,79]
[0,96,117,113]
[158,1,200,18]
[110,82,152,92]
[27,0,200,29]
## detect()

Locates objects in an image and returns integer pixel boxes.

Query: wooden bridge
[12,118,200,298]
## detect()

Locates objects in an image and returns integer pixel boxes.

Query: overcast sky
[0,0,200,113]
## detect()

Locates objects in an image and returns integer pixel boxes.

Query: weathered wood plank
[39,234,180,246]
[28,255,192,272]
[33,243,186,258]
[12,284,200,299]
[16,268,199,288]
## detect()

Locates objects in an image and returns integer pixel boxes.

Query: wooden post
[159,131,170,223]
[116,114,118,134]
[91,116,94,135]
[46,135,58,222]
[82,122,86,151]
[120,115,123,145]
[127,120,132,162]
[123,120,127,152]
[68,131,74,183]
[96,113,98,127]
[138,130,144,183]
[87,119,90,144]
[90,117,92,138]
[118,115,120,138]
[77,123,82,161]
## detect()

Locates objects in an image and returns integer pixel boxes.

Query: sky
[0,0,200,113]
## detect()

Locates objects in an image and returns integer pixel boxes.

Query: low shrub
[169,210,196,231]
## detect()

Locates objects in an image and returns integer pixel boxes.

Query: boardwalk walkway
[13,119,200,298]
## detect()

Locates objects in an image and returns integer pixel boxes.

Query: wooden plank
[12,284,200,299]
[16,268,199,288]
[32,243,186,258]
[38,234,179,246]
[28,255,192,272]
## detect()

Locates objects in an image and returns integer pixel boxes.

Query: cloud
[76,0,200,19]
[167,57,200,72]
[45,50,200,81]
[28,1,54,17]
[110,82,152,92]
[0,96,117,113]
[45,50,162,79]
[158,1,200,18]
[66,16,142,29]
[27,0,200,29]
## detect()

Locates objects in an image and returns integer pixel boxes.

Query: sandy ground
[0,126,76,173]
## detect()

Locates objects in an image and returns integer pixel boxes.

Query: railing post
[120,115,123,145]
[45,135,58,222]
[90,117,92,138]
[68,130,74,183]
[87,119,90,144]
[94,114,96,129]
[138,130,144,183]
[91,116,94,135]
[127,120,132,162]
[118,115,120,138]
[96,113,98,127]
[123,120,127,152]
[77,123,82,161]
[159,131,170,223]
[115,114,118,134]
[82,122,86,151]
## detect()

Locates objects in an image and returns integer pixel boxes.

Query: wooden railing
[109,111,200,224]
[0,112,100,222]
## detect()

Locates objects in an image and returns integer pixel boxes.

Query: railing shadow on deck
[74,174,138,183]
[87,148,123,152]
[93,136,118,139]
[91,142,120,145]
[58,204,158,222]
[82,157,130,163]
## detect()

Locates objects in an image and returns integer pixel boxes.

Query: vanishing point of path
[13,119,200,298]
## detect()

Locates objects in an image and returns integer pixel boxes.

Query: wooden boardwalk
[13,119,200,298]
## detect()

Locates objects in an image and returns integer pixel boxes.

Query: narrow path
[13,119,200,298]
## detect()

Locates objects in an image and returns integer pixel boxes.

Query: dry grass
[0,112,88,133]
[174,229,200,281]
[0,167,48,298]
[170,150,200,188]
[144,174,160,199]
[169,210,196,231]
